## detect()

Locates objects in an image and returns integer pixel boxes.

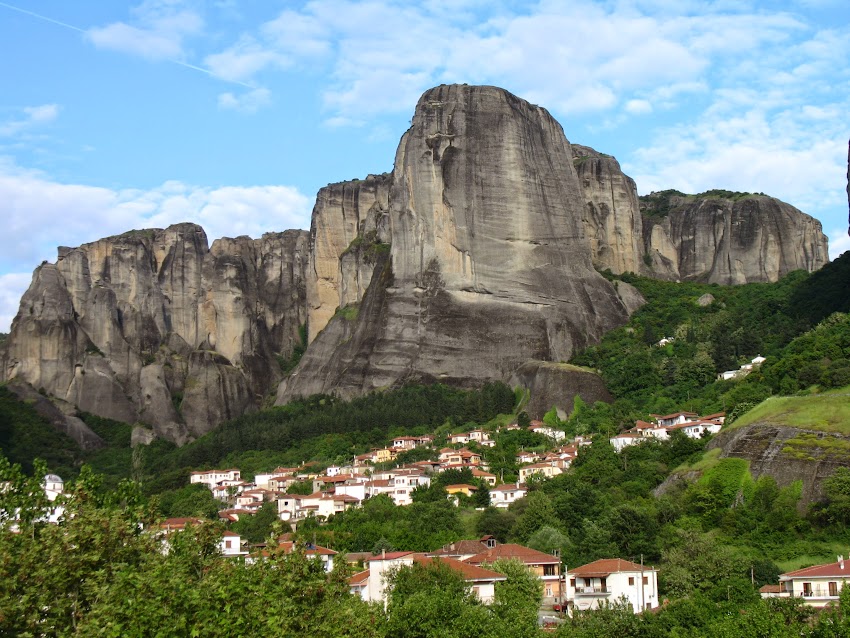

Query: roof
[782,560,850,579]
[368,551,414,561]
[349,569,370,586]
[412,554,506,582]
[278,541,337,556]
[156,517,204,531]
[569,558,656,577]
[467,543,560,566]
[491,483,524,492]
[430,539,491,557]
[759,584,783,593]
[656,411,698,420]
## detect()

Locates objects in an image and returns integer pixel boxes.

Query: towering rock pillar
[278,85,636,401]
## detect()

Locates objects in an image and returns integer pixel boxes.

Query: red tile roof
[570,558,655,576]
[277,541,337,556]
[368,551,414,561]
[349,569,370,586]
[782,560,850,578]
[412,554,506,582]
[467,543,560,566]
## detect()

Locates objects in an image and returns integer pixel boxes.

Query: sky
[0,0,848,332]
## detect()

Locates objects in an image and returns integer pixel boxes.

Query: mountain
[0,85,830,444]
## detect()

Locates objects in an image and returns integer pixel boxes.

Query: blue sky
[1,0,848,331]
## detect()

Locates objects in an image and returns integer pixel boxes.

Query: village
[166,408,847,615]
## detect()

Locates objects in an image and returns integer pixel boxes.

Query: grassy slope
[726,385,850,434]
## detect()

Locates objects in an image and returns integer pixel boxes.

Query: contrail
[0,1,255,89]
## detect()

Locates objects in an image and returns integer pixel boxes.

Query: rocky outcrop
[640,192,829,283]
[508,361,612,421]
[278,85,637,402]
[709,422,850,507]
[573,145,644,274]
[306,174,391,342]
[1,225,309,443]
[570,148,829,283]
[5,380,105,451]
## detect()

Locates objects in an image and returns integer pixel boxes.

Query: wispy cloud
[217,88,272,114]
[0,104,60,137]
[86,0,203,61]
[0,158,312,274]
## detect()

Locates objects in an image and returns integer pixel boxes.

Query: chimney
[839,555,844,569]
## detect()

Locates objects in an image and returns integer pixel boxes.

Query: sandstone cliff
[1,84,834,439]
[571,146,829,282]
[278,84,638,411]
[1,225,309,443]
[640,190,828,283]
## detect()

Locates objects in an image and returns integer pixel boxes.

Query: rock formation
[278,84,638,407]
[640,191,828,283]
[1,225,309,443]
[1,84,833,440]
[571,146,829,282]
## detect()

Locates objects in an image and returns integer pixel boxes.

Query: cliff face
[572,145,644,275]
[278,85,637,407]
[570,148,829,282]
[1,84,833,440]
[1,225,309,443]
[641,193,829,283]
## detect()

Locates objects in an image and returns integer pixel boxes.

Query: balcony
[575,586,611,596]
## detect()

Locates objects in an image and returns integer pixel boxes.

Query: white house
[351,552,505,605]
[42,474,64,502]
[219,531,249,557]
[189,469,241,488]
[761,557,850,607]
[566,558,659,614]
[490,483,527,509]
[610,432,642,452]
[528,424,567,442]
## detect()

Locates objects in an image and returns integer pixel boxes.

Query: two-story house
[566,558,659,614]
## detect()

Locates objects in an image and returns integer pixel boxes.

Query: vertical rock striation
[277,84,637,403]
[2,225,309,443]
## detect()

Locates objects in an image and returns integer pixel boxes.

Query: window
[628,577,635,586]
[545,586,552,597]
[570,578,576,588]
[803,583,812,596]
[830,582,839,597]
[225,540,232,549]
[643,576,649,586]
[544,565,556,576]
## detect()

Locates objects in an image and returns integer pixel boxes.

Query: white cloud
[86,0,203,61]
[0,272,32,333]
[205,37,290,82]
[829,229,850,261]
[0,104,60,137]
[217,88,272,113]
[624,99,653,115]
[0,159,312,273]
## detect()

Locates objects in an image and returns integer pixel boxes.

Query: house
[490,483,527,509]
[528,422,567,442]
[277,540,337,572]
[392,436,420,450]
[445,484,478,498]
[219,531,249,557]
[430,536,500,561]
[466,543,563,603]
[352,552,506,605]
[518,463,562,484]
[761,557,850,607]
[609,432,642,452]
[42,474,64,502]
[467,430,491,444]
[189,468,241,488]
[566,558,659,614]
[471,468,497,487]
[654,412,698,428]
[450,432,471,445]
